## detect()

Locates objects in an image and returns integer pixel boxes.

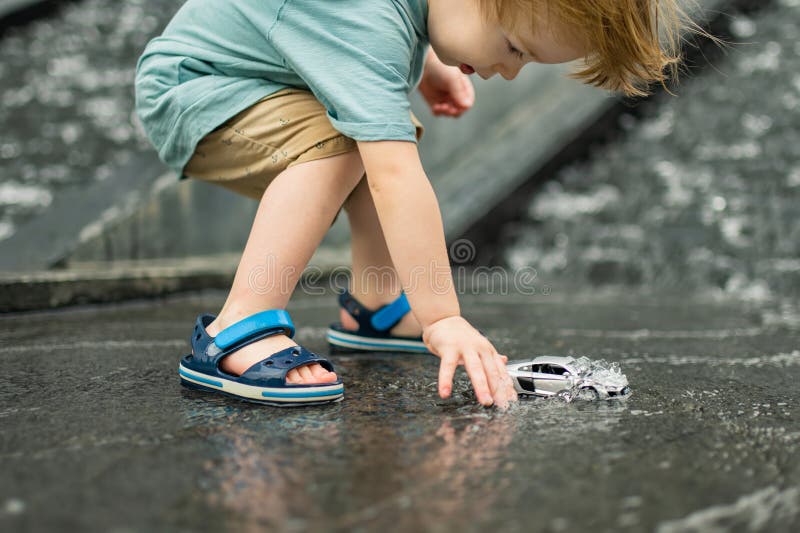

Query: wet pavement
[1,286,799,532]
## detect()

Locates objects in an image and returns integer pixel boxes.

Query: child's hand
[422,316,518,408]
[418,59,475,118]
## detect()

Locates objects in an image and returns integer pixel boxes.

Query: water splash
[557,356,630,403]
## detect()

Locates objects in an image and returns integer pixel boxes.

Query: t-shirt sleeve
[269,0,419,142]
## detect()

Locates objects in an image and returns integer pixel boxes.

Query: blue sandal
[326,290,431,353]
[179,309,344,406]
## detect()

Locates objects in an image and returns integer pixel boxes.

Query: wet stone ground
[1,288,799,532]
[502,0,800,298]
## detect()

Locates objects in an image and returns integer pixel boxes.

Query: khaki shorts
[184,88,425,206]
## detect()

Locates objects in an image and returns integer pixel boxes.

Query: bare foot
[204,316,337,385]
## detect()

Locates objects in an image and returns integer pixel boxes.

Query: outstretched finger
[462,351,493,406]
[479,350,503,401]
[494,353,519,403]
[438,351,459,399]
[481,351,513,408]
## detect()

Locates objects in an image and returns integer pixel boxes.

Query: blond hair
[476,0,706,97]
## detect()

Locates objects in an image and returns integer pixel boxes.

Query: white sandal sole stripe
[178,364,344,403]
[326,329,429,352]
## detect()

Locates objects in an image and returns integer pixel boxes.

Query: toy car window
[550,365,567,375]
[518,365,532,372]
[530,364,542,373]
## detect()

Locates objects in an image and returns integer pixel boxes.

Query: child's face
[427,0,587,80]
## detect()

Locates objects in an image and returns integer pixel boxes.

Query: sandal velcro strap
[338,290,410,334]
[328,291,428,353]
[214,309,295,350]
[370,292,411,331]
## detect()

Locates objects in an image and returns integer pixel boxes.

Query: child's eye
[506,39,524,60]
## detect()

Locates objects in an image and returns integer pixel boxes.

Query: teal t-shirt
[134,0,430,179]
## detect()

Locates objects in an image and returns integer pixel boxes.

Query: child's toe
[297,365,315,382]
[307,364,337,383]
[287,364,337,384]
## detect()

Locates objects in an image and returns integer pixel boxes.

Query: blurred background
[2,2,799,532]
[0,0,797,307]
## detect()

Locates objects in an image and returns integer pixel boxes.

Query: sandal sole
[326,328,430,353]
[178,362,344,406]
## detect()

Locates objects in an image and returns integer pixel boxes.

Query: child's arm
[357,140,518,408]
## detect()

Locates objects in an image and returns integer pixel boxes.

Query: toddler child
[135,0,690,408]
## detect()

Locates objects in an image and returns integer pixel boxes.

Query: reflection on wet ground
[1,288,798,531]
[503,0,800,298]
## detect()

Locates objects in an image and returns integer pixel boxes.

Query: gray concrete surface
[0,249,347,312]
[2,286,798,532]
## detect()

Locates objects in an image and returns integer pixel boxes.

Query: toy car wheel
[577,387,600,400]
[556,390,574,402]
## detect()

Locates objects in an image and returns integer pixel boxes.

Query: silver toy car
[507,356,630,399]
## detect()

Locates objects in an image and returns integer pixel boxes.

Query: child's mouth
[459,63,475,75]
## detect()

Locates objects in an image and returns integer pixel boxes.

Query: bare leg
[340,176,422,336]
[204,151,366,383]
